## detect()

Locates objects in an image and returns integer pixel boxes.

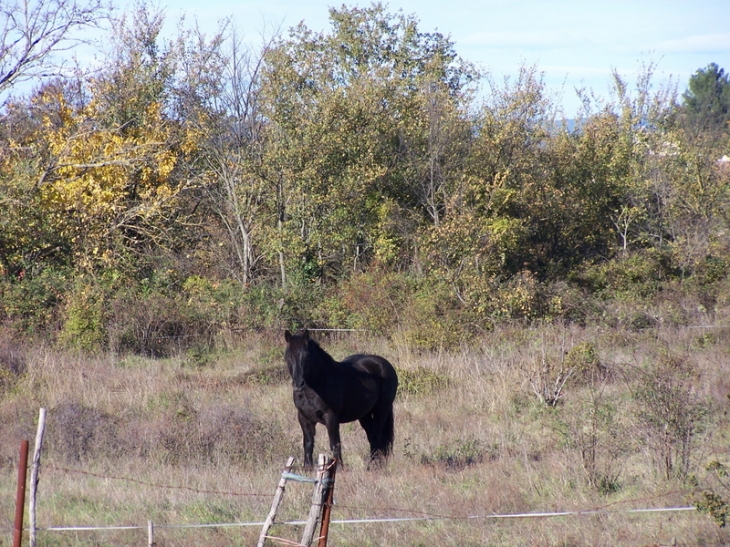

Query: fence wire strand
[30,464,700,535]
[45,463,272,498]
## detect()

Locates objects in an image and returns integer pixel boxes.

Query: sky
[116,0,730,114]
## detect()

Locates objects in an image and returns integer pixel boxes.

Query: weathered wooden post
[13,440,29,547]
[300,455,335,547]
[29,408,46,547]
[148,520,155,547]
[257,456,295,547]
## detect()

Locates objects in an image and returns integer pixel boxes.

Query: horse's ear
[302,328,309,340]
[284,330,292,342]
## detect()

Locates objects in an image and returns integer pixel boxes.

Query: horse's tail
[382,406,395,458]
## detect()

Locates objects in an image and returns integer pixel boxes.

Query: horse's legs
[323,413,343,466]
[298,413,316,469]
[358,413,380,461]
[363,405,394,468]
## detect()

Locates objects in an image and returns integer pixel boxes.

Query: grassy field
[1,320,729,546]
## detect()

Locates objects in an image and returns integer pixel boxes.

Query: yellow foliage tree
[32,85,189,271]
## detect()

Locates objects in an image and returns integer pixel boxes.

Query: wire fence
[22,506,699,535]
[10,397,711,546]
[20,462,699,536]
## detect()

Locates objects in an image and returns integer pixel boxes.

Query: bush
[46,398,285,467]
[0,267,69,335]
[421,438,490,470]
[58,281,107,353]
[239,365,290,386]
[197,405,282,464]
[572,250,677,300]
[493,271,546,320]
[275,280,327,331]
[557,386,628,493]
[108,290,190,356]
[529,354,574,407]
[396,280,469,351]
[565,342,606,385]
[108,276,245,357]
[321,270,409,334]
[152,401,284,466]
[48,402,123,461]
[397,366,450,396]
[0,328,26,396]
[632,353,713,480]
[543,281,604,324]
[695,461,730,527]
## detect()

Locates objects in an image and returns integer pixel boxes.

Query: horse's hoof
[366,452,386,470]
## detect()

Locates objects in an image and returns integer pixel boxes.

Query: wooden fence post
[29,408,46,547]
[257,456,295,547]
[148,520,155,547]
[13,440,29,547]
[300,455,335,547]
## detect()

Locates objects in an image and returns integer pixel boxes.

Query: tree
[682,63,730,135]
[0,0,111,105]
[0,4,207,277]
[200,29,275,286]
[259,3,476,286]
[426,66,551,281]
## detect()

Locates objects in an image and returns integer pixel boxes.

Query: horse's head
[284,329,311,390]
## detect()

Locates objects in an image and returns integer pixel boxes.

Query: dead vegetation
[0,324,728,546]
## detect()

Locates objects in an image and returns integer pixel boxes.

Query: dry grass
[0,325,729,546]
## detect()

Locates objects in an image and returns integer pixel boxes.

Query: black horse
[284,329,398,469]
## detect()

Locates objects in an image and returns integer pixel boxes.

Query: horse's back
[341,354,398,400]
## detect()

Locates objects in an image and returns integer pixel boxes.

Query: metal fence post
[13,440,30,547]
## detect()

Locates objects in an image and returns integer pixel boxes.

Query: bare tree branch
[0,0,111,102]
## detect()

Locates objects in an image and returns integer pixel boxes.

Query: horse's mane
[306,337,338,369]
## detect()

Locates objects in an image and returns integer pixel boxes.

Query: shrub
[48,402,123,461]
[153,402,284,466]
[396,281,469,351]
[695,460,730,527]
[276,280,327,331]
[0,328,26,396]
[421,438,490,470]
[493,271,546,320]
[239,365,290,386]
[543,281,604,324]
[529,354,575,407]
[235,284,286,331]
[557,387,628,493]
[323,270,408,334]
[572,250,677,300]
[108,290,189,356]
[396,366,450,397]
[197,405,281,464]
[565,342,606,385]
[0,267,69,335]
[695,489,729,528]
[58,281,107,353]
[109,285,235,357]
[632,353,713,480]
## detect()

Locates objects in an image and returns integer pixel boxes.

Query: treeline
[1,2,729,353]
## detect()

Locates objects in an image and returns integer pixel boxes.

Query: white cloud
[656,34,730,53]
